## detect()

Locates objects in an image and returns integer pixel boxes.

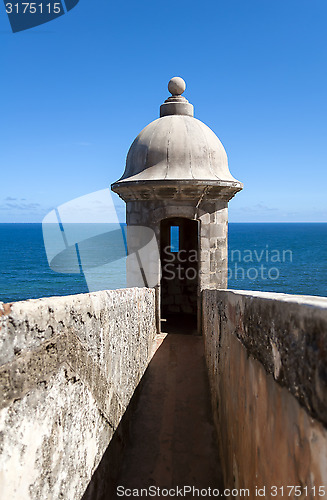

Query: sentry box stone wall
[0,288,157,500]
[112,77,243,333]
[203,289,327,497]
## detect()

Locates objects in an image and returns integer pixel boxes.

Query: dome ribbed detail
[117,115,238,184]
[111,77,243,199]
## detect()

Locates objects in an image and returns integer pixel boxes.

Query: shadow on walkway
[160,314,198,335]
[82,334,224,499]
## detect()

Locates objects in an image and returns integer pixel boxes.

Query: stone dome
[112,77,243,200]
[119,115,235,182]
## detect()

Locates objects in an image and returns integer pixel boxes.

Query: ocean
[0,223,326,303]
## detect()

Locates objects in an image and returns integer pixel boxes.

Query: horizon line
[1,221,327,224]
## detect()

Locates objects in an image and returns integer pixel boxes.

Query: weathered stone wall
[126,198,229,291]
[126,198,228,332]
[203,289,327,498]
[0,288,157,500]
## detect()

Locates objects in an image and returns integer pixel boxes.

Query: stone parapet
[203,289,327,496]
[0,288,157,500]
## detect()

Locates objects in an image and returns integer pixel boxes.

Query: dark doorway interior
[160,217,199,334]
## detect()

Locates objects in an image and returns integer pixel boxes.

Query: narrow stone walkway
[115,334,224,498]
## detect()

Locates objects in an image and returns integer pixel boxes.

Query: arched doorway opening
[160,217,199,334]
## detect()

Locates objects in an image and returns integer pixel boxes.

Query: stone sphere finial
[168,77,186,96]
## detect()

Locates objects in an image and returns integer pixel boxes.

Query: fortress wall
[203,289,327,497]
[0,288,157,500]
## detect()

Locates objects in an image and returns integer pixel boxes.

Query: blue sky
[1,0,327,222]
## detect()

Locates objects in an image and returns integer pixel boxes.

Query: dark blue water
[0,224,89,303]
[228,223,327,296]
[0,223,326,303]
